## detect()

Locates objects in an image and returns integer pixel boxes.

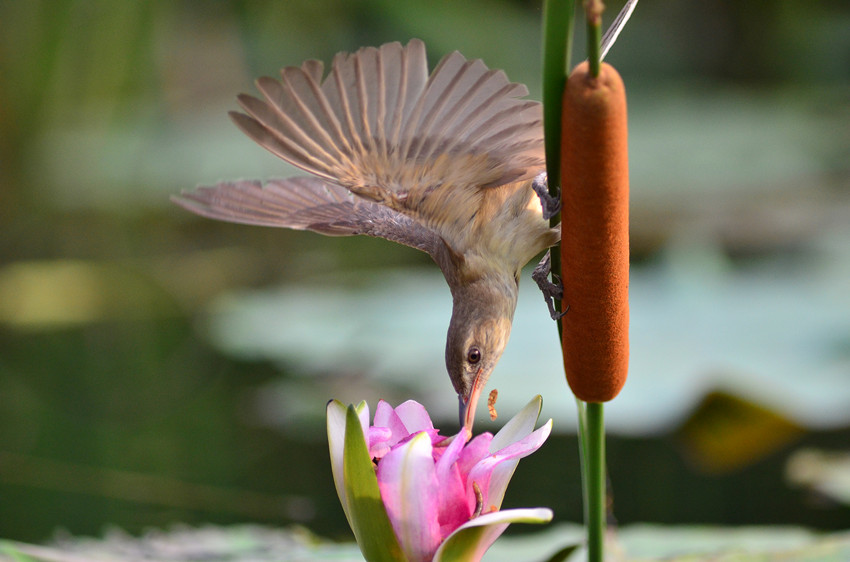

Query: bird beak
[458,368,485,433]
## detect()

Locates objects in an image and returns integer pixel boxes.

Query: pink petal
[393,399,434,434]
[374,400,409,447]
[377,432,442,562]
[368,426,393,459]
[468,421,552,510]
[457,433,493,478]
[437,464,468,538]
[457,433,493,510]
[434,432,473,534]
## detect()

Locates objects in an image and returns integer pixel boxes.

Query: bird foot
[532,251,568,320]
[532,173,561,220]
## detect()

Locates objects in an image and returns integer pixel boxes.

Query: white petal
[326,399,350,516]
[489,395,542,453]
[327,399,369,521]
[356,400,370,438]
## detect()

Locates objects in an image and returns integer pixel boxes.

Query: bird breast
[465,179,558,275]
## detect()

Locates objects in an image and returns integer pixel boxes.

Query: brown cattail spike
[560,61,629,403]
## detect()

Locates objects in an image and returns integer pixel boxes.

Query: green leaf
[342,405,406,562]
[540,543,581,562]
[433,508,553,562]
[541,0,575,202]
[541,0,575,332]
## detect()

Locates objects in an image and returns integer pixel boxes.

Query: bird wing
[229,39,544,243]
[172,177,442,256]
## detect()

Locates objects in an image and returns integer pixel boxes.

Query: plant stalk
[544,3,608,561]
[541,0,575,338]
[584,0,603,77]
[585,401,605,561]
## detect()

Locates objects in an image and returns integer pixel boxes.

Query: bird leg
[532,251,568,320]
[532,173,561,220]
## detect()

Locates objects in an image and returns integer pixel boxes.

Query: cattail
[560,61,629,403]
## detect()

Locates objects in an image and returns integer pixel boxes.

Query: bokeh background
[2,0,850,546]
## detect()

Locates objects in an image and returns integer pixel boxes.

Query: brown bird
[174,39,556,428]
[174,11,636,427]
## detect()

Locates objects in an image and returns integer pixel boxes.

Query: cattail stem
[543,0,576,208]
[585,402,606,561]
[544,4,628,562]
[542,0,576,338]
[584,0,603,78]
[575,398,589,525]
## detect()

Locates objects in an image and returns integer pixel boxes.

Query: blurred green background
[2,0,850,546]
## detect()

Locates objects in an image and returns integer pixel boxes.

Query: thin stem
[585,402,606,562]
[575,398,589,525]
[584,0,603,77]
[541,0,575,337]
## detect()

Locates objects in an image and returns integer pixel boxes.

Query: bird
[173,39,556,429]
[172,8,637,427]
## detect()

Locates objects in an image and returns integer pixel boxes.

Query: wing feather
[172,178,441,255]
[229,39,544,242]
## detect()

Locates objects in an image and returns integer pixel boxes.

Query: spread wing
[229,39,544,241]
[172,177,442,256]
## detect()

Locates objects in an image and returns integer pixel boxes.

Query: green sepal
[433,508,554,562]
[342,405,407,562]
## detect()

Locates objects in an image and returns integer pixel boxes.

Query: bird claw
[532,173,561,220]
[532,251,567,320]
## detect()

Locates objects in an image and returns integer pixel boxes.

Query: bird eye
[467,347,481,364]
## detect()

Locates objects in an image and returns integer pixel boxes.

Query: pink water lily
[327,396,553,562]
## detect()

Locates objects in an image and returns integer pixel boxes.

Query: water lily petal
[341,405,405,562]
[377,431,442,562]
[327,399,369,520]
[489,395,542,453]
[456,433,493,479]
[357,401,371,436]
[454,433,494,510]
[481,461,517,512]
[394,399,435,434]
[469,419,553,509]
[435,432,473,533]
[368,425,394,459]
[326,400,348,517]
[432,507,554,562]
[435,432,468,476]
[374,400,409,446]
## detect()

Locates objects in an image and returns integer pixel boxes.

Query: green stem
[542,0,575,194]
[575,398,589,525]
[585,402,606,561]
[585,0,603,77]
[541,0,575,337]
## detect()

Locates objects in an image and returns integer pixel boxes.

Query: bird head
[445,278,516,431]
